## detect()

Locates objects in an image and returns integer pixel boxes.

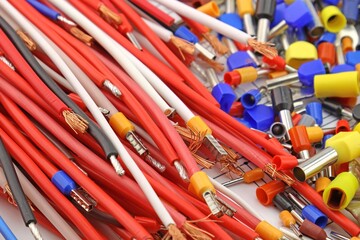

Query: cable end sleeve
[51,170,77,196]
[26,0,59,20]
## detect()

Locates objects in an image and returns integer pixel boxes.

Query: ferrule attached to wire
[187,116,228,162]
[51,170,95,212]
[26,0,75,26]
[0,139,43,240]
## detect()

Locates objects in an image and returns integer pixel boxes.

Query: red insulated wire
[66,0,183,87]
[66,0,187,85]
[80,0,100,9]
[109,0,218,105]
[65,1,284,159]
[0,79,152,239]
[177,91,275,167]
[111,227,133,240]
[24,3,180,167]
[71,0,217,106]
[95,52,200,175]
[0,113,58,177]
[89,143,237,239]
[217,192,260,230]
[126,0,175,26]
[0,59,55,115]
[11,0,108,88]
[0,29,69,116]
[125,147,256,239]
[165,75,288,157]
[0,125,103,240]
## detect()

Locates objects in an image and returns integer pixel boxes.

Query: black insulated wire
[0,137,35,227]
[0,16,117,160]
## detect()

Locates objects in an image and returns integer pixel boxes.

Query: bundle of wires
[0,0,358,240]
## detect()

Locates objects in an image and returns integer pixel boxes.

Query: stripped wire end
[28,222,43,240]
[202,190,223,218]
[70,188,95,212]
[264,163,295,186]
[57,16,76,26]
[247,38,278,59]
[145,155,166,172]
[164,107,176,118]
[98,107,110,116]
[98,4,122,28]
[0,56,15,70]
[16,30,37,51]
[126,131,148,156]
[170,36,196,57]
[163,224,186,240]
[62,110,88,134]
[110,155,125,176]
[126,32,142,51]
[192,153,215,169]
[195,43,216,60]
[182,221,214,240]
[174,161,189,181]
[69,27,94,46]
[202,32,229,55]
[103,80,122,98]
[197,53,225,72]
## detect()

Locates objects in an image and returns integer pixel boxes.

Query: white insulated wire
[142,18,172,42]
[151,0,251,44]
[1,0,175,227]
[53,1,194,121]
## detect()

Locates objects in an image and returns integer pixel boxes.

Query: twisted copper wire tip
[247,38,278,59]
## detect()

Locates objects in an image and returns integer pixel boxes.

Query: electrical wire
[0,137,42,240]
[0,120,104,240]
[105,0,219,105]
[0,165,81,240]
[0,216,16,240]
[149,0,270,49]
[0,81,152,239]
[94,50,200,175]
[0,8,118,166]
[18,0,182,171]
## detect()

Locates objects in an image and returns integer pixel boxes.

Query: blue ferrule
[298,60,326,87]
[323,0,340,4]
[243,104,275,131]
[342,0,360,23]
[227,51,257,71]
[331,64,355,73]
[211,83,236,113]
[345,51,360,66]
[302,205,328,228]
[174,26,199,44]
[241,89,262,109]
[306,102,323,126]
[27,0,60,20]
[284,0,313,28]
[51,170,77,196]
